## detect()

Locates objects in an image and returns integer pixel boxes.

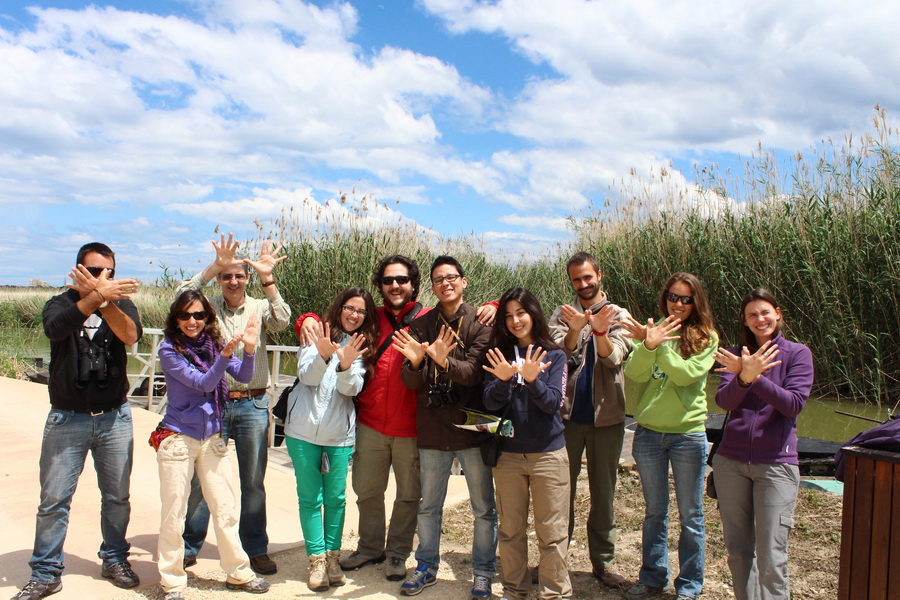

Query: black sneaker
[101,561,140,589]
[12,580,62,600]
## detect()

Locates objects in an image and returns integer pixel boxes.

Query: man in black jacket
[13,243,143,600]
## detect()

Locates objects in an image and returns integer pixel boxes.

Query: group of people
[14,240,813,600]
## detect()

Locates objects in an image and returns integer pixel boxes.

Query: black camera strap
[375,302,423,364]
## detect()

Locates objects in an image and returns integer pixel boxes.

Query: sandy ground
[107,468,842,600]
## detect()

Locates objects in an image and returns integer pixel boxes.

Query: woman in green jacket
[621,273,717,600]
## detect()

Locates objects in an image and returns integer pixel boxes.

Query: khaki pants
[157,433,255,593]
[351,423,420,559]
[493,447,572,599]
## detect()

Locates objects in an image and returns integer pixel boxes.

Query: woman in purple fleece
[712,288,814,600]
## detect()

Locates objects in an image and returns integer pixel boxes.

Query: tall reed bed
[2,114,896,400]
[573,108,899,402]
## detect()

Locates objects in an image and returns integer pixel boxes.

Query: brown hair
[739,288,782,352]
[658,272,716,358]
[164,290,224,354]
[323,287,379,376]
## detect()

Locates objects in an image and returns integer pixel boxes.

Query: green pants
[285,436,353,555]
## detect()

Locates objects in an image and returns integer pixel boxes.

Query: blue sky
[2,0,898,285]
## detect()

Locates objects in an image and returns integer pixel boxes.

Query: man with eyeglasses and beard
[176,233,291,576]
[13,242,142,600]
[393,255,497,599]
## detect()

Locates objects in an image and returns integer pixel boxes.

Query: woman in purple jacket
[155,290,268,600]
[712,288,814,600]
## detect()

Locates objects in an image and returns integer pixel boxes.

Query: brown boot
[308,553,329,592]
[326,550,346,587]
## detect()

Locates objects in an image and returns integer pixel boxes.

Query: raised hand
[299,316,320,347]
[518,344,551,383]
[475,303,497,327]
[312,322,339,360]
[392,328,427,367]
[244,239,286,279]
[560,304,589,331]
[738,340,782,384]
[222,334,242,358]
[67,265,139,302]
[241,314,260,355]
[586,303,619,334]
[424,325,459,368]
[483,347,516,381]
[714,347,742,374]
[212,233,243,271]
[644,315,682,351]
[336,332,368,371]
[620,316,648,342]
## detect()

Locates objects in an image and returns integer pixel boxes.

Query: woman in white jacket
[284,287,377,591]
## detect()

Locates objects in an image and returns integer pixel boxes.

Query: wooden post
[838,447,900,600]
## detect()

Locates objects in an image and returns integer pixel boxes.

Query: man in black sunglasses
[176,233,291,576]
[14,242,143,600]
[548,251,633,590]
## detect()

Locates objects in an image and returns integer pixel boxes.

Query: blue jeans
[632,426,707,598]
[183,393,270,558]
[415,447,497,578]
[29,405,134,583]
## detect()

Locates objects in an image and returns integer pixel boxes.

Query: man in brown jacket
[548,252,632,588]
[393,255,497,598]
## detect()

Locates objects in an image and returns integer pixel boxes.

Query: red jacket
[294,301,430,438]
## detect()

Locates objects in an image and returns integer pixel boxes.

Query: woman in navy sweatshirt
[712,288,814,600]
[483,287,570,600]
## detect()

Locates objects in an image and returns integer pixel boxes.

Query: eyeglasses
[219,273,247,282]
[176,310,209,321]
[381,275,411,286]
[85,266,115,279]
[431,273,461,285]
[342,305,368,317]
[665,291,695,305]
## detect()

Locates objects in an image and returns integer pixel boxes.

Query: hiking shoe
[593,567,627,589]
[101,561,140,589]
[326,551,346,587]
[625,583,664,600]
[471,575,492,598]
[307,554,329,592]
[164,593,185,600]
[11,580,62,600]
[250,553,277,575]
[183,556,197,569]
[385,556,408,581]
[225,576,270,594]
[339,550,386,571]
[400,563,437,596]
[675,595,697,600]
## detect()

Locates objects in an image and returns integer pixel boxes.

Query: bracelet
[262,280,277,288]
[94,289,106,302]
[592,329,608,337]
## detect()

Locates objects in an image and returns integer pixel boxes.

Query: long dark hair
[658,272,716,358]
[739,288,782,352]
[323,287,379,375]
[164,290,223,354]
[489,287,558,355]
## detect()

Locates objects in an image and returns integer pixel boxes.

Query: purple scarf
[178,332,229,414]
